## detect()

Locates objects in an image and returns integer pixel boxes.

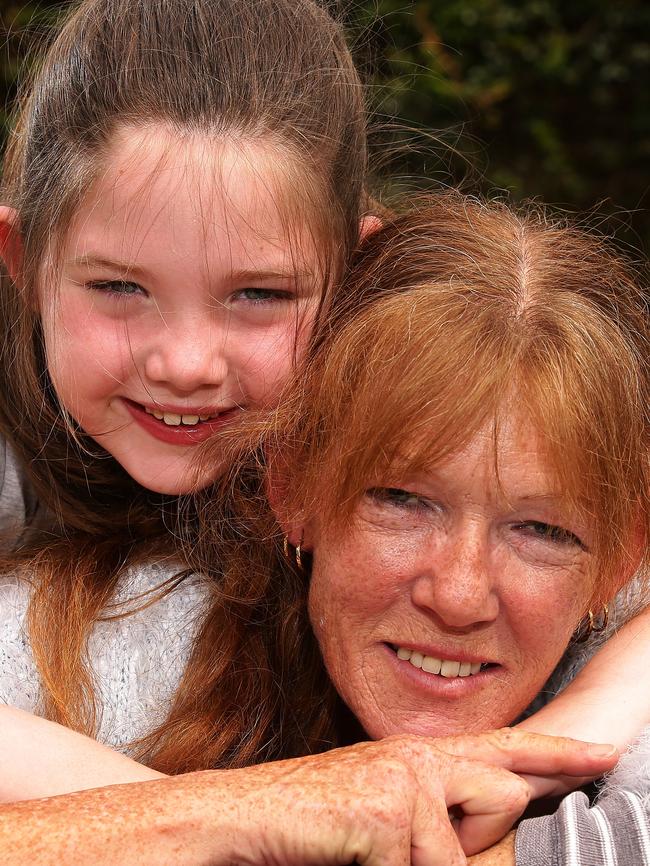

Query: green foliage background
[1,0,649,251]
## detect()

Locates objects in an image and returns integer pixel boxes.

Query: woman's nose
[410,525,499,630]
[143,314,229,393]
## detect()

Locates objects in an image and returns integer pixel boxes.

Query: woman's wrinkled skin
[308,412,593,740]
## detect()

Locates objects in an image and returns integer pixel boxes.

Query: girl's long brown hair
[168,192,649,771]
[0,0,368,741]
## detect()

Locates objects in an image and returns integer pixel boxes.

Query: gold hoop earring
[282,535,305,573]
[575,604,609,643]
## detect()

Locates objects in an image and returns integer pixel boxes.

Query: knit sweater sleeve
[516,725,650,865]
[515,790,650,865]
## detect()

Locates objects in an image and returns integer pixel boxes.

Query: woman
[191,192,650,863]
[0,194,647,865]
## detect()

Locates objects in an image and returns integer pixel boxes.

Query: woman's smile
[307,411,593,740]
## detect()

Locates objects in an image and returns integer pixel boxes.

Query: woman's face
[307,414,595,739]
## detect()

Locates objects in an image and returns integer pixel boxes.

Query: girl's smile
[39,124,321,493]
[123,399,241,445]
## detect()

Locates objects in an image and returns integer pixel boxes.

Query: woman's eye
[233,288,294,304]
[515,521,586,550]
[87,280,146,297]
[366,487,431,511]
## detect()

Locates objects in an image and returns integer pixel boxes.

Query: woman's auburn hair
[277,194,650,599]
[166,191,650,772]
[0,0,367,743]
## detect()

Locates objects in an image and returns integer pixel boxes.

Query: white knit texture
[0,564,208,751]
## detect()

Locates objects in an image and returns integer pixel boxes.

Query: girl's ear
[0,206,24,285]
[359,213,382,242]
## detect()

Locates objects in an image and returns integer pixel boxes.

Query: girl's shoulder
[0,558,210,749]
[0,438,40,547]
[89,561,210,750]
[0,573,39,713]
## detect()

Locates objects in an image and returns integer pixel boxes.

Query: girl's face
[39,126,322,493]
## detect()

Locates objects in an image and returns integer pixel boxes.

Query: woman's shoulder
[515,726,650,865]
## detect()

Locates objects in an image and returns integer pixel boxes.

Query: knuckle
[500,776,531,815]
[493,727,518,747]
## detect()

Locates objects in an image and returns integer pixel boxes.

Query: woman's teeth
[396,646,482,678]
[144,407,217,426]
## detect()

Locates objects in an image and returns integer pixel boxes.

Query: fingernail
[587,743,617,758]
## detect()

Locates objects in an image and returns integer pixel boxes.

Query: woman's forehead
[375,416,567,500]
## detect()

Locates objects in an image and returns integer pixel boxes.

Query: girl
[0,0,370,762]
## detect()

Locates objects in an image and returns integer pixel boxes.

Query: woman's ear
[264,449,313,552]
[0,207,24,285]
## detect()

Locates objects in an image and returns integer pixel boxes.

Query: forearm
[520,605,650,750]
[0,705,164,801]
[0,773,239,866]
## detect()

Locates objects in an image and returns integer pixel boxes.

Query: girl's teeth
[143,407,216,426]
[395,646,485,678]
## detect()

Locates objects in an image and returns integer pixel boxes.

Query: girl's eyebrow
[65,254,148,279]
[229,267,313,282]
[66,258,312,283]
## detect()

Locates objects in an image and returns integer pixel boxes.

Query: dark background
[1,0,649,253]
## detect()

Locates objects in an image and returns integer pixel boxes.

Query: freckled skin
[308,413,594,741]
[0,729,614,865]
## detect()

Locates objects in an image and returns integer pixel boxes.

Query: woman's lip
[122,399,241,445]
[386,641,496,667]
[383,643,501,693]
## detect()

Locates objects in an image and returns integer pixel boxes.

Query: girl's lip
[138,401,236,416]
[122,398,241,445]
[386,641,496,667]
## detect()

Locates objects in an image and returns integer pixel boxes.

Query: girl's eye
[87,280,147,297]
[514,521,586,550]
[233,288,294,304]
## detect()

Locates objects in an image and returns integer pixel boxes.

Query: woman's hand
[218,734,533,865]
[0,723,617,865]
[437,726,617,803]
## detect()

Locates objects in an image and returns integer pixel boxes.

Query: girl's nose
[143,316,229,393]
[410,526,499,630]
